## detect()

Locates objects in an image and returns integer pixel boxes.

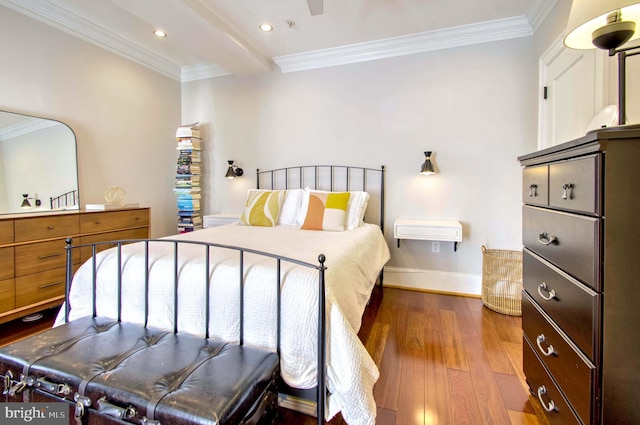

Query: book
[176,127,201,138]
[85,203,140,210]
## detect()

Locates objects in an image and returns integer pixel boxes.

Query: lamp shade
[564,0,640,49]
[20,194,31,208]
[225,165,236,179]
[420,151,435,175]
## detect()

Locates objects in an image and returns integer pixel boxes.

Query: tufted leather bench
[0,316,279,425]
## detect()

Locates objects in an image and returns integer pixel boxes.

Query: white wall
[182,37,537,295]
[0,5,181,237]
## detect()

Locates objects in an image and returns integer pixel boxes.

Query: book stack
[175,124,202,233]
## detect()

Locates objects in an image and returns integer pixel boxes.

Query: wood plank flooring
[0,288,543,425]
[277,287,542,425]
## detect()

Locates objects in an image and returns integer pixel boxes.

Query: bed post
[64,238,73,323]
[317,254,327,425]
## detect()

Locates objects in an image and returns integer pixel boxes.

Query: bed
[55,165,389,425]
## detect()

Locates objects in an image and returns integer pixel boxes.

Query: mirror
[0,110,79,214]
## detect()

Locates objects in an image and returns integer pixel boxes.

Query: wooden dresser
[0,207,150,324]
[519,125,640,424]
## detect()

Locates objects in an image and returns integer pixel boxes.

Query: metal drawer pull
[38,253,63,259]
[529,183,538,197]
[47,226,54,230]
[561,183,573,199]
[537,233,557,245]
[537,385,556,412]
[40,281,63,289]
[537,282,556,301]
[536,334,556,356]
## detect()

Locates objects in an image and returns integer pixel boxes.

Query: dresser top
[518,123,640,164]
[0,207,147,221]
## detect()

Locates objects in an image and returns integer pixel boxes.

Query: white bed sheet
[55,223,390,425]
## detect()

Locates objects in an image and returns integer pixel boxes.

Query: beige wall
[0,5,182,237]
[182,36,537,293]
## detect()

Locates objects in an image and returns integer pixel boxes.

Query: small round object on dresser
[104,187,126,206]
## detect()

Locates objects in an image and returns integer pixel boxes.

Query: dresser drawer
[80,209,150,234]
[0,220,13,244]
[523,336,582,425]
[523,249,600,361]
[14,215,79,242]
[523,164,548,206]
[0,247,14,280]
[523,206,601,290]
[549,154,601,215]
[0,278,15,313]
[15,267,66,307]
[78,227,150,262]
[15,239,80,276]
[522,293,596,424]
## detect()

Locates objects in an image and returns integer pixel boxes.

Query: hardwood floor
[277,287,542,425]
[0,288,543,425]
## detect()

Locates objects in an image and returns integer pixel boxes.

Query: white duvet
[55,223,390,425]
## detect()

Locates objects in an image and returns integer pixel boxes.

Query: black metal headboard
[256,165,386,234]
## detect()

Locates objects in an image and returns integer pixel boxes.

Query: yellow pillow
[239,190,285,227]
[302,191,351,231]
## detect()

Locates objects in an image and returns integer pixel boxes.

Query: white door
[538,37,608,149]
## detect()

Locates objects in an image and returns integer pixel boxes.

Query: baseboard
[383,266,482,297]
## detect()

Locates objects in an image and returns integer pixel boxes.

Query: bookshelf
[174,124,202,233]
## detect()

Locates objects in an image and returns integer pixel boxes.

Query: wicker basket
[481,245,523,316]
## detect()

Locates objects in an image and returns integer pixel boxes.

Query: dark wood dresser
[519,125,640,425]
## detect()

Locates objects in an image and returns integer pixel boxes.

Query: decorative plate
[104,186,126,206]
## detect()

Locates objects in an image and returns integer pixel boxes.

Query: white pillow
[295,189,311,226]
[297,188,369,230]
[278,188,305,226]
[346,191,369,230]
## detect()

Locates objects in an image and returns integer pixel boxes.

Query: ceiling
[0,0,556,81]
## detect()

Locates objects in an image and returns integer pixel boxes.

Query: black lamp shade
[421,151,435,175]
[21,194,31,208]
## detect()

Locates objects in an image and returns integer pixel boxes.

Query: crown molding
[0,0,182,81]
[181,64,232,82]
[525,0,557,34]
[273,16,533,73]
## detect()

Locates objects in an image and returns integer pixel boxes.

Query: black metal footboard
[64,238,328,424]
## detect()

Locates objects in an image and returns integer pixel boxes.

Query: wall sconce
[225,160,244,179]
[420,151,436,175]
[21,193,41,208]
[564,1,640,125]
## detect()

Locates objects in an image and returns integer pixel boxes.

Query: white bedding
[55,223,390,425]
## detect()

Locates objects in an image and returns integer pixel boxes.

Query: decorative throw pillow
[239,190,285,227]
[302,191,351,231]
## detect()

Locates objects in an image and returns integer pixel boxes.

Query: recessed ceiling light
[259,23,273,32]
[153,30,167,38]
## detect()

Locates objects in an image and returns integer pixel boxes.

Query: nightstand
[203,214,239,228]
[393,219,462,251]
